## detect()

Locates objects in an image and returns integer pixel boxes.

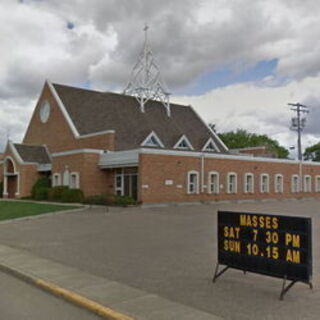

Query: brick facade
[139,152,320,203]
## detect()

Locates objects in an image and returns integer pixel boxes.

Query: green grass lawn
[0,201,80,221]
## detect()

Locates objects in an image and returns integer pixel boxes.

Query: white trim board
[52,149,104,157]
[139,148,320,166]
[77,130,115,139]
[47,80,80,138]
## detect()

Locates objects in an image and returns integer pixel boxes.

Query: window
[275,174,283,193]
[244,173,254,193]
[52,173,61,187]
[208,171,219,194]
[227,173,237,194]
[304,175,312,192]
[260,174,269,193]
[202,138,218,152]
[174,135,194,150]
[141,131,164,148]
[291,175,299,193]
[187,171,199,194]
[63,169,70,186]
[315,176,320,192]
[69,172,80,189]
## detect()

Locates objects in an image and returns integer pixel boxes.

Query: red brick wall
[52,153,114,197]
[23,83,115,153]
[139,153,320,203]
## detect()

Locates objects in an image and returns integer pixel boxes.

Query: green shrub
[83,194,116,206]
[31,177,51,199]
[114,195,137,207]
[61,188,84,203]
[48,186,69,201]
[0,181,3,198]
[34,187,50,201]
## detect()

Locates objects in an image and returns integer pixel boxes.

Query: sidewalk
[0,244,221,320]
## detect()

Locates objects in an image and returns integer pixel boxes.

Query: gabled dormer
[141,131,164,148]
[173,135,194,150]
[202,137,219,152]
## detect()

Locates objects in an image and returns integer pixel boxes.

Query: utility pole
[289,102,309,161]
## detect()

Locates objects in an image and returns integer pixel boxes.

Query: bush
[114,195,137,207]
[34,187,50,201]
[31,177,51,199]
[61,188,84,203]
[0,181,3,198]
[48,186,69,201]
[83,194,115,206]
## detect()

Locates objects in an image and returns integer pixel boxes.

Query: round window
[40,100,50,123]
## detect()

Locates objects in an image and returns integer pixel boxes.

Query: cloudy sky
[1,0,320,157]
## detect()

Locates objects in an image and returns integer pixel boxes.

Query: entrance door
[7,176,17,199]
[115,168,138,200]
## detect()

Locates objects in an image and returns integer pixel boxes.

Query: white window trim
[187,170,199,194]
[274,174,284,193]
[202,137,219,152]
[291,174,299,193]
[315,175,320,192]
[69,172,80,189]
[173,135,194,150]
[208,171,219,194]
[304,175,312,193]
[260,173,270,193]
[244,173,254,194]
[227,172,237,194]
[52,173,61,187]
[141,131,164,148]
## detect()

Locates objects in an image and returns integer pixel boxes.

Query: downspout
[201,153,205,193]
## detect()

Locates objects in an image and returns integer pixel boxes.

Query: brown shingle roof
[53,83,227,152]
[14,144,51,164]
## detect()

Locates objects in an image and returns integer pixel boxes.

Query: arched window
[315,176,320,192]
[260,174,270,193]
[187,171,199,194]
[208,171,219,194]
[275,174,284,193]
[291,175,299,193]
[227,172,237,194]
[244,173,254,193]
[304,175,312,192]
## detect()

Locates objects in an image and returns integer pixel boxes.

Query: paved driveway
[0,199,319,319]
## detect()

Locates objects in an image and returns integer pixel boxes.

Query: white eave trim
[139,148,320,166]
[202,137,219,152]
[47,80,80,138]
[37,164,52,172]
[8,141,24,164]
[78,130,115,139]
[141,131,165,148]
[99,149,139,168]
[52,149,104,157]
[173,135,194,150]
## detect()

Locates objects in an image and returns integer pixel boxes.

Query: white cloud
[172,75,320,153]
[1,0,320,154]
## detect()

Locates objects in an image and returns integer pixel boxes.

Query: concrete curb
[0,261,136,320]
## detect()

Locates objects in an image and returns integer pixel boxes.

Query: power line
[289,102,309,161]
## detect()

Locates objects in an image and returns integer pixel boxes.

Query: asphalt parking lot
[0,199,319,320]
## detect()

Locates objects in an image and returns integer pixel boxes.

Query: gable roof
[52,83,228,152]
[13,144,51,164]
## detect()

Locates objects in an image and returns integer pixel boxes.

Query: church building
[1,29,320,204]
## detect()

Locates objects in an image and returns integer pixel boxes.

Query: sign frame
[213,210,313,300]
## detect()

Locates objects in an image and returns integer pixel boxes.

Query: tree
[218,129,289,159]
[303,143,320,161]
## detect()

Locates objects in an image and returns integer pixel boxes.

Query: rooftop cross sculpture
[124,25,171,117]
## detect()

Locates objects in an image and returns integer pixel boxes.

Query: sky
[1,0,320,158]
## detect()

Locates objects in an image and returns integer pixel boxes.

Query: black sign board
[217,211,312,283]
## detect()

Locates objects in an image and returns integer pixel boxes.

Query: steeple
[124,25,171,117]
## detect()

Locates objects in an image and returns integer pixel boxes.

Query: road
[0,271,102,320]
[0,200,319,319]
